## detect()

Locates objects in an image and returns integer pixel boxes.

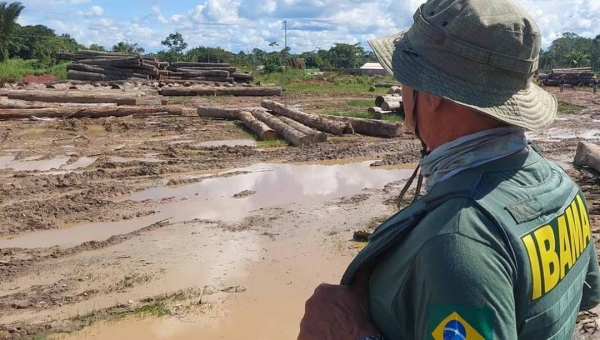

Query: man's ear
[420,92,444,114]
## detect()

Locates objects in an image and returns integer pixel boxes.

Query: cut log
[574,142,600,173]
[171,62,230,68]
[231,73,253,80]
[161,79,231,86]
[323,115,403,138]
[260,100,353,136]
[170,67,238,73]
[8,90,161,106]
[168,70,230,78]
[367,107,391,120]
[382,100,403,111]
[77,58,142,67]
[197,106,240,120]
[251,110,311,146]
[67,70,148,81]
[389,86,401,95]
[160,86,282,97]
[238,111,277,141]
[277,116,327,143]
[0,99,118,109]
[373,83,402,88]
[0,105,184,120]
[375,94,401,108]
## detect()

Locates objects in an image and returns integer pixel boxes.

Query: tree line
[1,1,599,73]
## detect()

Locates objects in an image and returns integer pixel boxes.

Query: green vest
[342,150,600,340]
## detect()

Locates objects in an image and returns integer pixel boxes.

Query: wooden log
[173,67,238,73]
[574,142,600,173]
[277,116,327,143]
[375,94,401,108]
[171,62,230,68]
[168,70,230,78]
[260,100,353,136]
[367,107,391,120]
[197,106,240,120]
[67,70,148,81]
[238,111,276,141]
[231,73,253,80]
[0,105,184,120]
[382,100,403,111]
[323,115,403,138]
[160,86,282,97]
[389,86,401,95]
[161,79,232,86]
[8,90,161,106]
[251,110,311,146]
[76,58,142,67]
[373,82,402,88]
[0,99,118,109]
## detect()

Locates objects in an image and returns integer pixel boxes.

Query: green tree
[0,1,25,61]
[89,44,105,51]
[112,41,145,54]
[161,32,187,61]
[566,51,590,67]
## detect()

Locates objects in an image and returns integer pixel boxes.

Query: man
[298,0,600,339]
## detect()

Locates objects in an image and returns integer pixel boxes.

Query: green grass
[322,99,404,122]
[0,59,69,82]
[558,103,584,115]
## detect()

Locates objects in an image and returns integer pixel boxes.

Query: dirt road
[0,85,599,340]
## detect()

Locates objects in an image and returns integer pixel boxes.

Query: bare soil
[0,83,599,340]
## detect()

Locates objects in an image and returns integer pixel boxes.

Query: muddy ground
[0,84,599,340]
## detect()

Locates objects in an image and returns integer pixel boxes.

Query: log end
[343,122,355,135]
[314,132,328,143]
[574,141,600,168]
[262,131,278,141]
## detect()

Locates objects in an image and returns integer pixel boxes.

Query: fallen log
[8,90,161,106]
[161,79,232,86]
[171,62,230,68]
[367,107,391,120]
[197,106,240,120]
[231,73,253,80]
[375,94,401,108]
[277,116,327,143]
[168,70,230,78]
[251,110,311,146]
[77,58,142,67]
[160,86,282,97]
[323,115,403,138]
[574,142,600,173]
[238,111,277,141]
[260,100,353,136]
[0,99,118,109]
[67,70,148,81]
[169,67,238,73]
[0,105,184,120]
[389,86,401,95]
[373,83,402,88]
[382,100,403,111]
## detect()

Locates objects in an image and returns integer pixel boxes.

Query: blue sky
[15,0,600,53]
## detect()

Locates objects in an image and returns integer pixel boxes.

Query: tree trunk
[277,116,327,143]
[77,58,142,67]
[323,115,403,138]
[381,100,403,111]
[373,83,402,88]
[238,111,277,141]
[0,105,184,120]
[251,110,311,146]
[196,106,276,141]
[367,107,390,119]
[574,142,600,173]
[168,70,230,78]
[171,62,230,68]
[169,67,238,73]
[160,86,282,97]
[67,70,149,81]
[260,100,353,135]
[0,99,118,109]
[197,106,240,119]
[8,90,162,106]
[161,79,232,86]
[375,94,401,108]
[231,73,253,80]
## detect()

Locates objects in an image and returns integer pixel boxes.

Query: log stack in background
[165,62,253,84]
[369,93,404,119]
[542,67,597,87]
[58,50,160,82]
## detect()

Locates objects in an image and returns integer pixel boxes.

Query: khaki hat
[369,0,557,131]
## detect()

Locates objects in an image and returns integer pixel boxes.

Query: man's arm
[410,233,518,339]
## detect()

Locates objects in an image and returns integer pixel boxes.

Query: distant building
[359,62,388,76]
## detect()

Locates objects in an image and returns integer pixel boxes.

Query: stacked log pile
[197,100,403,146]
[160,85,282,97]
[164,62,253,84]
[542,68,597,87]
[368,93,404,118]
[58,50,160,82]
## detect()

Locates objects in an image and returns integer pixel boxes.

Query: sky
[15,0,600,54]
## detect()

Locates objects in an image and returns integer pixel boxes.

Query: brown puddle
[0,155,70,172]
[0,161,413,249]
[198,139,256,147]
[62,156,98,170]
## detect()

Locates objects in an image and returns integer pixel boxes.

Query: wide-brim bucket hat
[369,0,557,131]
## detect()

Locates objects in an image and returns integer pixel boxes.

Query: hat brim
[369,30,557,131]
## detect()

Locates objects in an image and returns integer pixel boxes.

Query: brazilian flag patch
[428,305,493,340]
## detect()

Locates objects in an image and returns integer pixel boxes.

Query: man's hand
[298,282,381,340]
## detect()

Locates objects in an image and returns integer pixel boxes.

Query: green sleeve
[412,233,518,340]
[581,241,600,311]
